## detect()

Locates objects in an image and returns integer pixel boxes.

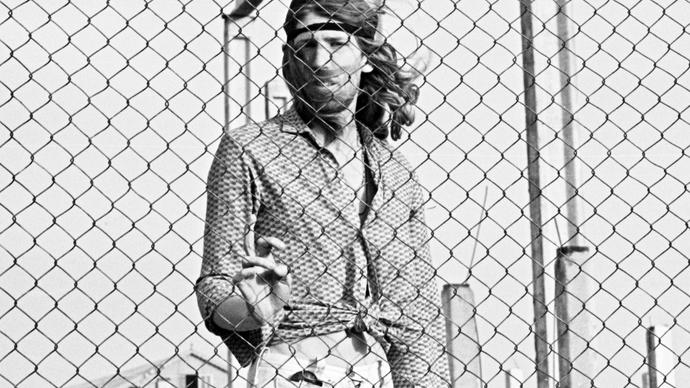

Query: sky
[0,0,688,387]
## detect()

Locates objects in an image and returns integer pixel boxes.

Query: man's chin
[295,100,357,130]
[302,94,355,115]
[313,102,352,115]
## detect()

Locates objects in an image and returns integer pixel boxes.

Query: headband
[285,22,364,43]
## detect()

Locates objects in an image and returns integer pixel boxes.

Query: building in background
[67,350,227,388]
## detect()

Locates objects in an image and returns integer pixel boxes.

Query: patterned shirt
[195,108,449,387]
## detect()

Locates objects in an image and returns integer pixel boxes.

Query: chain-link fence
[1,0,689,387]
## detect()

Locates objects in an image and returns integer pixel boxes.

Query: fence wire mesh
[1,0,689,387]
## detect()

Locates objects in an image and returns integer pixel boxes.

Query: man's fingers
[238,266,272,279]
[236,266,287,283]
[260,236,286,250]
[237,256,289,280]
[244,213,256,257]
[242,224,288,280]
[243,255,276,270]
[255,236,286,256]
[273,263,289,278]
[244,213,283,257]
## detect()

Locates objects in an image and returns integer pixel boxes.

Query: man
[196,0,449,386]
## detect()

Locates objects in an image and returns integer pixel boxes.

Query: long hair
[283,0,423,141]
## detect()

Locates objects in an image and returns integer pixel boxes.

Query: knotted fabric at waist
[267,302,393,354]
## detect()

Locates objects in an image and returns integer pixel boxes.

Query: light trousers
[247,332,394,388]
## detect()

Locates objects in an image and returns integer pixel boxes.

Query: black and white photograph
[0,0,688,387]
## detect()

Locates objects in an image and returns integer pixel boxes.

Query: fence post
[442,283,482,388]
[223,14,230,133]
[518,0,549,386]
[505,367,523,388]
[642,372,650,388]
[647,327,658,388]
[221,13,233,388]
[554,246,596,388]
[555,0,580,246]
[646,325,676,388]
[555,253,571,388]
[223,10,253,128]
[222,4,258,384]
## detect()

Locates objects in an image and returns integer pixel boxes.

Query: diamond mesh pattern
[0,0,688,387]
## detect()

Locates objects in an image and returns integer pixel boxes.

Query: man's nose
[308,45,332,70]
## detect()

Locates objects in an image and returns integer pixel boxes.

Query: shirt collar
[278,105,376,148]
[278,106,312,136]
[279,106,383,210]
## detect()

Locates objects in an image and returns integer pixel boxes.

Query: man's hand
[233,215,291,325]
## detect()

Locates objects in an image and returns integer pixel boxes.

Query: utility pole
[556,0,580,247]
[518,0,549,387]
[552,1,596,387]
[647,327,659,388]
[646,325,677,388]
[555,246,592,387]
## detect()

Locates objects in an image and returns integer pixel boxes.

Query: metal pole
[223,0,265,384]
[554,247,584,388]
[645,325,677,388]
[245,37,252,123]
[442,283,482,388]
[223,14,230,132]
[646,327,658,388]
[555,245,595,388]
[264,83,271,119]
[555,249,572,388]
[518,0,549,387]
[505,368,524,388]
[555,0,580,246]
[642,373,650,388]
[222,3,260,384]
[221,14,234,388]
[554,3,598,387]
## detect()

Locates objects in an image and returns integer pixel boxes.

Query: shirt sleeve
[195,132,265,367]
[383,176,450,387]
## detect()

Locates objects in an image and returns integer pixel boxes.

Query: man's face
[284,13,369,115]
